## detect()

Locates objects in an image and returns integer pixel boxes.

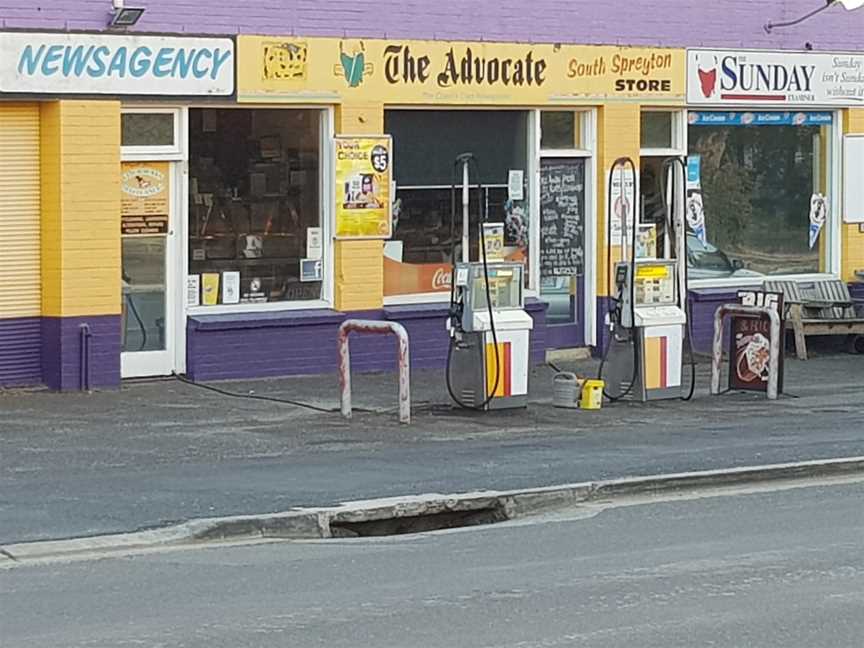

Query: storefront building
[0,1,862,390]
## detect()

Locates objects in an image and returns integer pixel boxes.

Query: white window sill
[187,299,331,317]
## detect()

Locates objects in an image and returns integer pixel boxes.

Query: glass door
[539,157,587,347]
[120,160,179,378]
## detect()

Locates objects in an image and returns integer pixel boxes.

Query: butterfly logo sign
[334,41,374,88]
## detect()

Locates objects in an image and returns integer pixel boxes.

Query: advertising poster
[685,155,707,244]
[730,290,785,394]
[334,135,392,239]
[809,193,828,250]
[609,165,635,246]
[121,162,170,236]
[481,223,505,262]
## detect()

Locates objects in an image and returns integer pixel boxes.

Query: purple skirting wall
[4,282,859,389]
[0,316,42,388]
[186,300,548,381]
[41,316,121,391]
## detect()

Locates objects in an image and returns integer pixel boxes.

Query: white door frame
[533,108,598,347]
[120,106,187,378]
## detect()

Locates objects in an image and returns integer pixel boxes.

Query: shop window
[687,111,832,281]
[188,108,323,306]
[122,112,175,148]
[541,111,588,150]
[640,111,675,150]
[384,110,530,299]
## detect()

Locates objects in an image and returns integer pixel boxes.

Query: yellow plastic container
[580,379,605,410]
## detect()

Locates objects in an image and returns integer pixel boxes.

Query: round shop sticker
[370,145,390,173]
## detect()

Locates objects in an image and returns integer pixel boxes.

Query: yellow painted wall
[596,103,640,297]
[842,109,864,282]
[334,102,385,311]
[41,101,121,318]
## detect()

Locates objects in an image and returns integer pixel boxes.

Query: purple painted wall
[186,302,547,381]
[41,316,121,391]
[0,316,42,387]
[1,1,864,51]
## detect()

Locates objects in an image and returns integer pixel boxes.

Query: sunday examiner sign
[688,49,864,106]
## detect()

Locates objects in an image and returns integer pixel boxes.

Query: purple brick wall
[186,302,547,381]
[41,316,121,391]
[1,1,863,51]
[0,316,42,387]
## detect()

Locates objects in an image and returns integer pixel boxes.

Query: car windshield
[687,236,732,272]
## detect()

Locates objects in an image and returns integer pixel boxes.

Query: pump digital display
[634,262,676,306]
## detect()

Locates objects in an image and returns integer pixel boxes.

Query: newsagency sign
[0,32,234,95]
[688,48,864,106]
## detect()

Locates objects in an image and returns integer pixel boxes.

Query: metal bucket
[552,372,580,409]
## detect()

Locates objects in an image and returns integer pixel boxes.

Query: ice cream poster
[335,136,393,239]
[730,290,785,394]
[686,155,707,244]
[809,193,827,250]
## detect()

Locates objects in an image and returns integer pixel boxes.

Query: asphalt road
[4,480,864,647]
[2,355,863,544]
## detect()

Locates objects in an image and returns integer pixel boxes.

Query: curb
[4,455,864,565]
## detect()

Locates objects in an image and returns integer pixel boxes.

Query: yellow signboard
[334,135,392,239]
[238,36,685,105]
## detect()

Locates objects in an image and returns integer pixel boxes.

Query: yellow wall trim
[596,103,640,297]
[843,109,864,281]
[332,102,387,310]
[40,100,122,318]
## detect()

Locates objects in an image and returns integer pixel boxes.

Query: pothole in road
[329,506,508,538]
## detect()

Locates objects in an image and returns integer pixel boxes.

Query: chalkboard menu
[540,160,584,277]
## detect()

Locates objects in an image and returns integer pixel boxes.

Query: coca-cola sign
[688,48,864,106]
[431,268,452,291]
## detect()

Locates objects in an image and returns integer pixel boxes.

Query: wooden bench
[763,279,864,360]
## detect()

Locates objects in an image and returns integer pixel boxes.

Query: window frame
[640,108,686,158]
[182,104,335,316]
[121,107,183,159]
[684,108,842,289]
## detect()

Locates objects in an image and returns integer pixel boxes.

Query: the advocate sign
[0,32,235,96]
[238,36,685,105]
[688,49,864,105]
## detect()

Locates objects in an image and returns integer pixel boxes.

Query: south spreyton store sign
[688,48,864,106]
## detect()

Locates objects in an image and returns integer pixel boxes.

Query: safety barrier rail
[711,304,781,401]
[338,319,411,424]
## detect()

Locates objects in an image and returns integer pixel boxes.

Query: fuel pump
[446,154,533,410]
[600,157,695,402]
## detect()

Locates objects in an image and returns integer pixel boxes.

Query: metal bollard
[711,304,781,400]
[338,319,411,424]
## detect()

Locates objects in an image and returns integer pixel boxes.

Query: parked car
[686,234,762,280]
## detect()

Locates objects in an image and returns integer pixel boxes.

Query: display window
[686,111,835,281]
[384,109,531,301]
[187,108,326,307]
